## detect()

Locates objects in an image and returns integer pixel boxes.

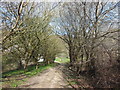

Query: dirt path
[20,64,71,88]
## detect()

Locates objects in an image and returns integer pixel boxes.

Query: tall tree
[57,1,119,72]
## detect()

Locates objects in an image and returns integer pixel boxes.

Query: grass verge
[55,57,70,63]
[2,63,56,88]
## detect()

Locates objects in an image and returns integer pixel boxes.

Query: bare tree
[57,1,119,77]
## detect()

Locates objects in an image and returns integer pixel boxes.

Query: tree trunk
[69,46,75,64]
[36,63,39,69]
[24,61,28,70]
[24,64,27,69]
[18,60,23,69]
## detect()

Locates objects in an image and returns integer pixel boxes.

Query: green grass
[11,80,23,87]
[55,57,70,63]
[3,63,55,78]
[2,69,25,78]
[69,81,77,85]
[2,63,56,88]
